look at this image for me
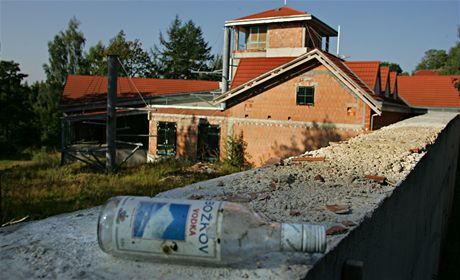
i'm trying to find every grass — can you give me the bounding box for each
[0,150,245,225]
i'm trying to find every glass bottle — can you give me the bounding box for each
[98,196,326,266]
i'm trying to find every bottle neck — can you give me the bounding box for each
[280,223,326,253]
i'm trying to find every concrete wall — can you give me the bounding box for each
[373,111,412,131]
[307,114,460,280]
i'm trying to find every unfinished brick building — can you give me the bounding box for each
[148,6,411,166]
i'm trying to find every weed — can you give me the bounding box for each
[31,147,59,169]
[224,132,252,171]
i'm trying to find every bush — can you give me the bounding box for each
[31,147,59,168]
[225,132,250,170]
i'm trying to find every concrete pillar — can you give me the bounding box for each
[222,27,231,92]
[106,55,118,172]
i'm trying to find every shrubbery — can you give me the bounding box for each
[224,132,250,170]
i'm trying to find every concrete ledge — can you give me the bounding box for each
[1,112,458,279]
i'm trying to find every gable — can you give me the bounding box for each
[225,64,369,126]
[345,61,380,91]
[215,49,382,115]
[380,67,390,94]
[389,72,398,94]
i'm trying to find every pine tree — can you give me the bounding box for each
[0,61,37,155]
[155,15,212,79]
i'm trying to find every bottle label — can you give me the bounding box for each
[113,197,223,261]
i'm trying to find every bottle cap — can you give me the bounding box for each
[281,223,326,253]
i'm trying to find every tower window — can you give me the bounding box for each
[246,26,267,50]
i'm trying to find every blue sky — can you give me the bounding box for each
[1,0,459,82]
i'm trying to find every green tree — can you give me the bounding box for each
[82,31,156,78]
[81,41,107,76]
[39,17,86,148]
[0,61,36,155]
[29,81,61,146]
[442,42,460,75]
[155,15,212,79]
[415,49,448,71]
[43,17,86,87]
[380,62,404,74]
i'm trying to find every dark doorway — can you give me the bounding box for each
[157,122,176,156]
[197,124,220,161]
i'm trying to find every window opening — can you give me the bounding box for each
[296,86,315,105]
[246,26,267,50]
[157,122,176,156]
[197,124,221,161]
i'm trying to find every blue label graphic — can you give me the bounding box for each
[133,202,190,241]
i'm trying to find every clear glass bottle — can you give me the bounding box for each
[98,196,326,266]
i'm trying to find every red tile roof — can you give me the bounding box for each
[235,6,307,21]
[380,67,390,93]
[230,57,296,89]
[62,75,219,104]
[414,70,441,76]
[344,61,380,91]
[389,72,397,94]
[398,76,460,108]
[312,51,405,107]
[321,52,377,98]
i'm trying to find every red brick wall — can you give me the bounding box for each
[231,122,360,166]
[148,65,373,166]
[268,23,304,48]
[221,64,368,165]
[226,65,367,126]
[364,106,372,131]
[148,113,228,161]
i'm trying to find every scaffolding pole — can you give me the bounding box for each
[106,55,118,172]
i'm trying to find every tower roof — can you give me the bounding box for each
[235,6,308,21]
[224,6,337,36]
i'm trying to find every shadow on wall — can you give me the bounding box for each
[177,115,197,159]
[270,119,342,160]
